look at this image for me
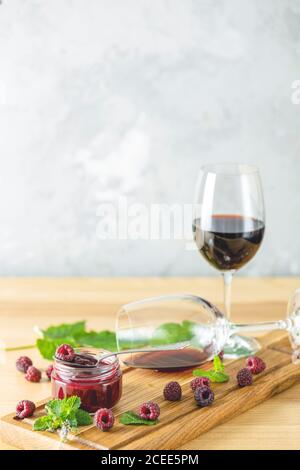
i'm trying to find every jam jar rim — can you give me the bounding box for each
[53,347,120,378]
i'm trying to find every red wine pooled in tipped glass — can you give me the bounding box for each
[123,348,210,372]
[193,214,265,271]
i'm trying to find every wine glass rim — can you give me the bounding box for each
[200,163,259,175]
[117,293,224,319]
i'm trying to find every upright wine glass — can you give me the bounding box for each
[193,163,265,358]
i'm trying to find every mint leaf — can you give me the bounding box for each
[36,320,117,360]
[45,398,64,417]
[192,368,229,383]
[46,396,81,421]
[33,397,90,436]
[150,322,193,346]
[193,354,229,383]
[213,355,224,373]
[66,411,78,429]
[33,416,53,431]
[78,330,117,351]
[120,411,158,426]
[76,409,93,426]
[42,321,86,340]
[64,396,81,412]
[36,337,77,360]
[181,320,197,336]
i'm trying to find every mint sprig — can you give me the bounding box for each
[33,397,92,439]
[36,319,198,360]
[120,411,158,426]
[193,354,229,383]
[36,321,117,360]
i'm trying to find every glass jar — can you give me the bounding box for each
[51,348,122,414]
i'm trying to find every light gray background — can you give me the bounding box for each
[0,0,299,276]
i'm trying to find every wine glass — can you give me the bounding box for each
[115,291,300,370]
[193,163,265,358]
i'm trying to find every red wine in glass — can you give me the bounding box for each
[193,214,265,271]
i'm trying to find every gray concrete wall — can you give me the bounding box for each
[0,0,299,276]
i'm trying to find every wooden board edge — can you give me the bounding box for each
[0,419,77,450]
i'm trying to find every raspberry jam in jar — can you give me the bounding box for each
[52,348,122,414]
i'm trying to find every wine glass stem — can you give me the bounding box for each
[222,270,234,320]
[230,319,290,336]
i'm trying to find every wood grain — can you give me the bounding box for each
[0,277,299,450]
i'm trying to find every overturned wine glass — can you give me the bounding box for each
[113,289,300,370]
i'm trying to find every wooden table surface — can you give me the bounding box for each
[0,277,300,450]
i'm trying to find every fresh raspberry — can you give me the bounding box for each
[139,401,160,421]
[16,356,33,373]
[46,364,54,380]
[55,344,75,362]
[246,356,266,375]
[237,367,253,387]
[94,408,114,431]
[163,381,182,401]
[194,386,215,407]
[190,376,211,391]
[15,400,36,419]
[25,366,42,383]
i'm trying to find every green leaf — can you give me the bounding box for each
[45,398,63,417]
[193,368,229,383]
[66,411,78,429]
[119,411,158,426]
[76,409,93,426]
[33,415,53,431]
[36,337,78,360]
[33,397,90,437]
[213,355,224,373]
[36,319,117,360]
[60,396,81,420]
[42,321,86,340]
[51,417,63,430]
[192,353,229,383]
[78,330,117,351]
[181,320,197,336]
[150,322,192,346]
[45,396,81,422]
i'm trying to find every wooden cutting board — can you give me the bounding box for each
[1,332,299,450]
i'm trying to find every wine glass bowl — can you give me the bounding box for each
[115,290,300,370]
[116,294,226,370]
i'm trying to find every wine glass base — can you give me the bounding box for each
[223,334,261,359]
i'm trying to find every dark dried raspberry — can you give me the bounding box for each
[194,386,215,407]
[25,366,41,383]
[15,400,36,419]
[16,356,33,373]
[237,367,253,387]
[190,376,211,391]
[55,344,75,362]
[218,351,224,361]
[163,381,182,401]
[46,364,54,380]
[139,401,160,421]
[246,356,266,375]
[94,408,114,431]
